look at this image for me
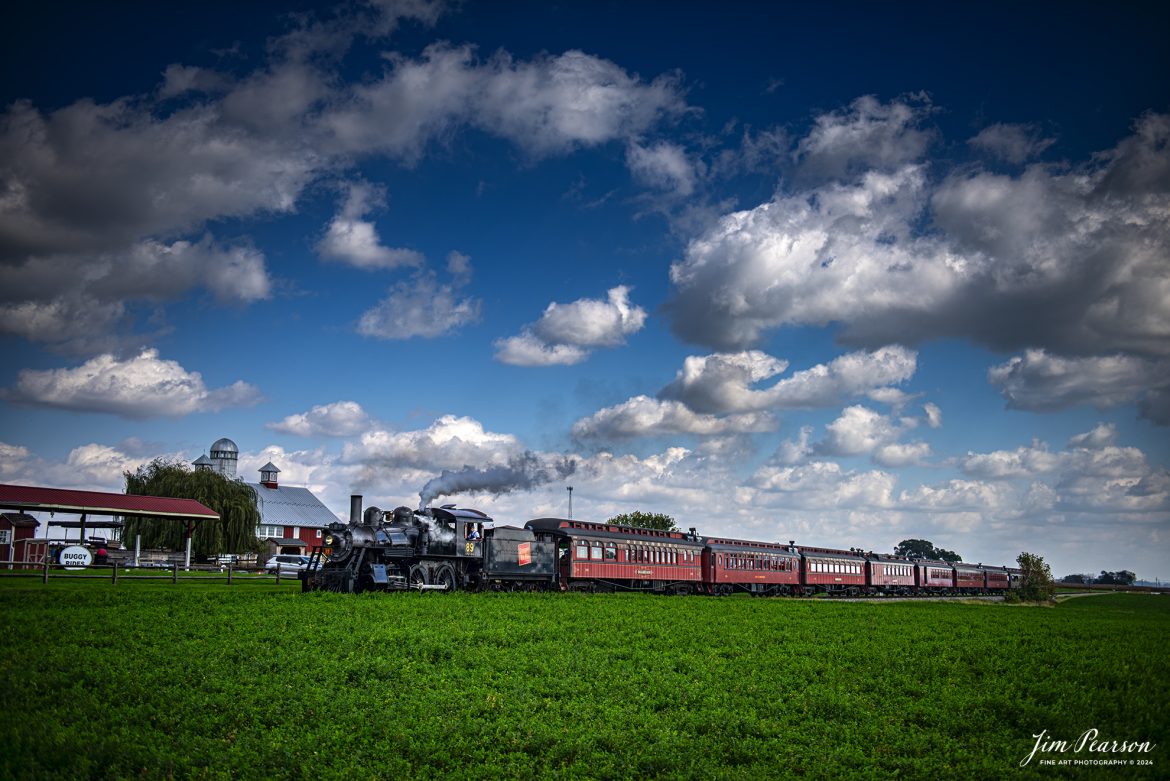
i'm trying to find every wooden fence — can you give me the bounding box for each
[0,559,303,586]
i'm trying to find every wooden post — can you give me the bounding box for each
[111,562,118,585]
[275,566,281,585]
[227,565,233,585]
[42,557,49,584]
[172,562,178,584]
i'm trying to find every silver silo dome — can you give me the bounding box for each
[209,437,239,477]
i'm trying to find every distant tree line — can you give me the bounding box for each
[1060,570,1137,586]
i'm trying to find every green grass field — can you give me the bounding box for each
[0,581,1165,779]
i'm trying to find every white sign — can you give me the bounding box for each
[59,545,93,570]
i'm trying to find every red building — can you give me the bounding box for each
[0,512,41,566]
[248,462,340,555]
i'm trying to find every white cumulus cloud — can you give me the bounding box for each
[3,349,262,418]
[659,346,918,414]
[495,286,646,366]
[574,346,919,443]
[816,405,904,457]
[794,94,936,181]
[343,414,522,471]
[571,396,776,440]
[357,263,481,340]
[267,401,373,438]
[316,182,425,270]
[812,405,931,466]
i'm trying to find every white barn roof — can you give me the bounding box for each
[248,483,339,528]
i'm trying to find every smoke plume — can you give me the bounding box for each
[418,451,578,509]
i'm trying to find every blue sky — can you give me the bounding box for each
[1,0,1167,579]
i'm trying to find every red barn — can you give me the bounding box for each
[247,462,339,555]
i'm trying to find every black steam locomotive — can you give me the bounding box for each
[303,495,556,593]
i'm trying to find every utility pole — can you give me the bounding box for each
[567,486,573,520]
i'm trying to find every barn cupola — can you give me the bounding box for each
[259,462,281,489]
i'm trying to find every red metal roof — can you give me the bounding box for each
[0,483,219,521]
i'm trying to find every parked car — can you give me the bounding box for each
[265,554,311,574]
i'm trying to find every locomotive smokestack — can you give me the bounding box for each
[349,495,363,526]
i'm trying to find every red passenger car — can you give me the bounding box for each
[702,538,801,596]
[918,561,955,593]
[954,563,985,593]
[801,547,867,596]
[867,554,917,595]
[524,518,704,593]
[984,566,1010,592]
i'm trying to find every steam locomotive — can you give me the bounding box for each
[302,495,1022,596]
[303,496,556,593]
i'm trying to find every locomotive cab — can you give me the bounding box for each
[425,505,492,559]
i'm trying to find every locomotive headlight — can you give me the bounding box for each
[324,534,334,545]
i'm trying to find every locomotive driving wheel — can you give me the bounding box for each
[431,563,457,591]
[408,564,428,590]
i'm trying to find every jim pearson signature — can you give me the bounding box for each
[1022,729,1157,767]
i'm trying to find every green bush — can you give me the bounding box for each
[1017,551,1057,602]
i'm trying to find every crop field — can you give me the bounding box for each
[0,581,1165,780]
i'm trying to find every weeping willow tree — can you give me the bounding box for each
[123,459,263,557]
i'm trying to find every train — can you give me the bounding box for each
[302,495,1021,596]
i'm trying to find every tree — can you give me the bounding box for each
[1097,570,1137,586]
[1060,573,1093,585]
[893,538,962,562]
[605,511,679,532]
[123,459,263,557]
[1016,552,1056,602]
